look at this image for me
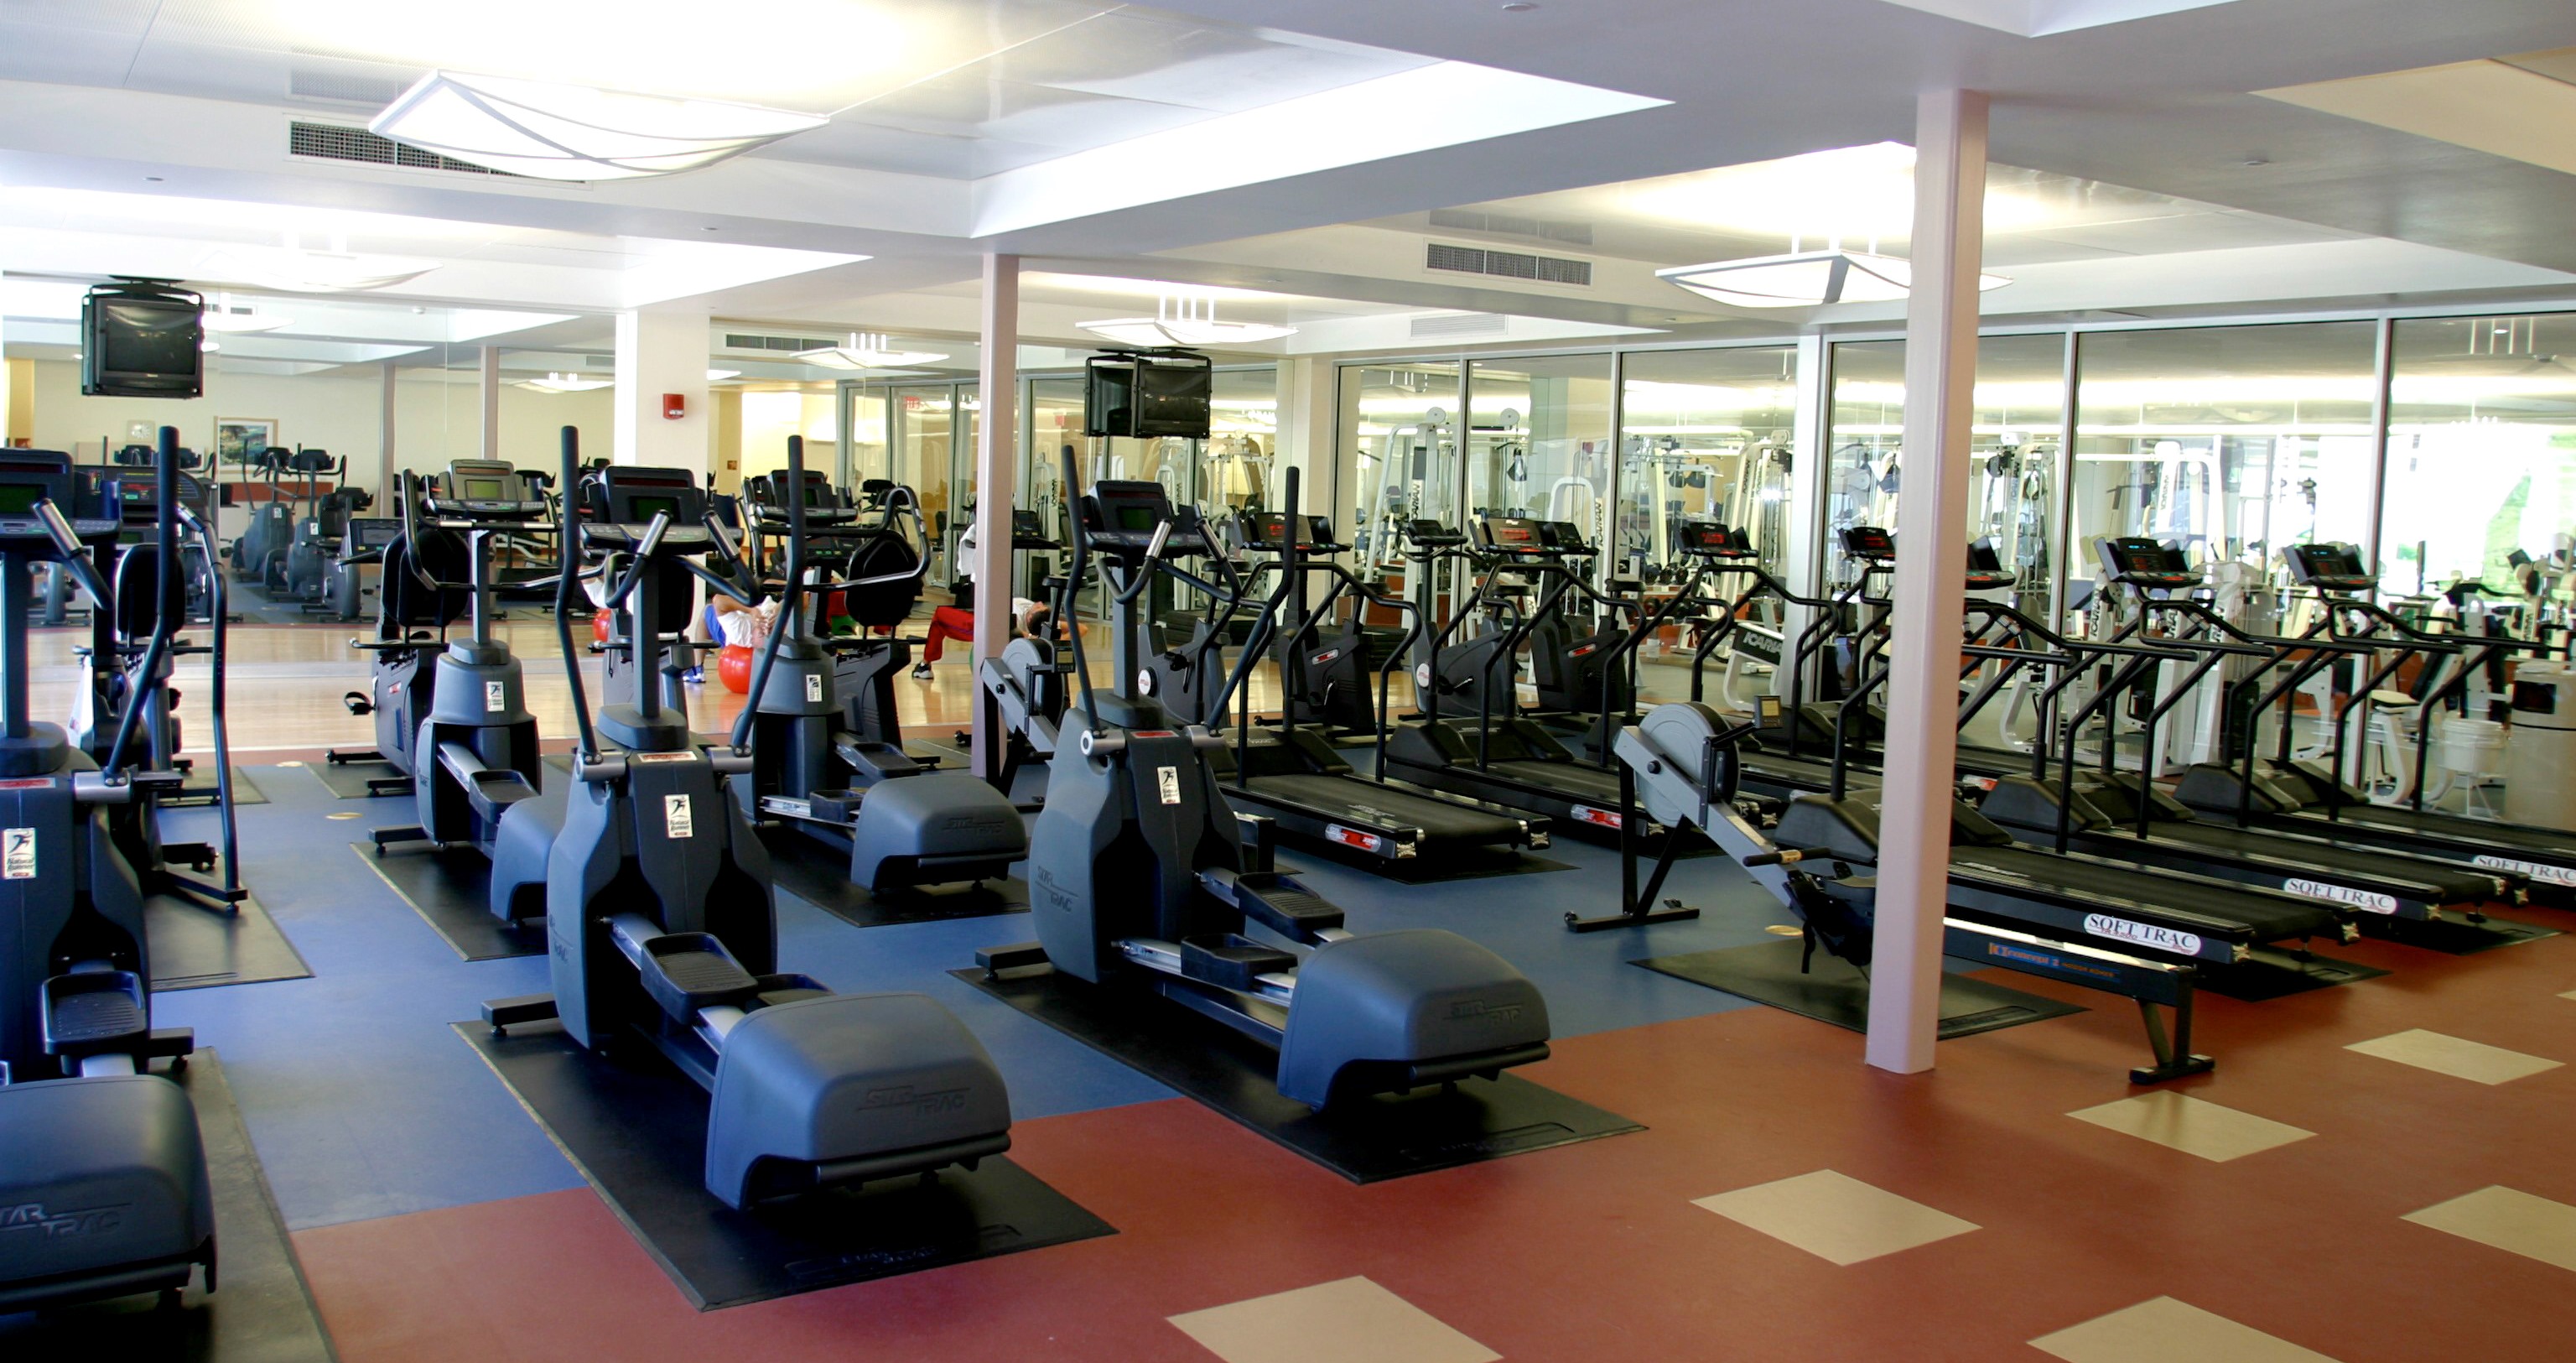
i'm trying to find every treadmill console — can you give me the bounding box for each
[0,452,118,556]
[1841,525,1895,562]
[1085,480,1202,554]
[1236,509,1332,554]
[1404,518,1467,549]
[1540,520,1593,554]
[746,470,853,527]
[1675,521,1755,559]
[584,466,711,551]
[346,517,402,551]
[1475,514,1552,555]
[437,460,550,521]
[1965,538,2015,590]
[1010,507,1057,549]
[2097,536,2199,590]
[2283,541,2376,592]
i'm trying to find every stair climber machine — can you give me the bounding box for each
[1238,509,1391,739]
[729,438,1028,894]
[480,431,1012,1210]
[979,564,1075,800]
[278,476,373,612]
[244,446,339,596]
[1385,514,1703,855]
[0,438,217,1313]
[2163,540,2576,907]
[319,514,402,623]
[1613,699,2218,1084]
[222,445,292,584]
[66,431,248,914]
[329,476,470,799]
[1208,471,1547,868]
[366,461,558,923]
[975,453,1555,1108]
[1969,537,2521,938]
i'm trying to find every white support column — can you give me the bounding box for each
[1864,88,1989,1075]
[479,346,501,461]
[613,309,711,473]
[378,362,397,495]
[1780,332,1831,695]
[970,253,1020,787]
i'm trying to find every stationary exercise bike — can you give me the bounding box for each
[0,434,217,1313]
[366,462,556,919]
[979,462,1554,1109]
[482,430,1013,1210]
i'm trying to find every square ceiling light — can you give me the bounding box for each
[371,71,828,181]
[1659,251,2010,308]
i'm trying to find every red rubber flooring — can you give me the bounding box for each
[292,916,2576,1361]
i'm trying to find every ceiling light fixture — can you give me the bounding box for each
[1657,249,2009,309]
[205,248,439,294]
[1078,294,1296,347]
[371,70,828,182]
[706,368,741,381]
[793,332,948,370]
[518,372,614,393]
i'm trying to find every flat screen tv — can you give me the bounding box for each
[82,279,205,399]
[1084,350,1212,440]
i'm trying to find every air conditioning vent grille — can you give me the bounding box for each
[721,334,842,353]
[288,122,517,177]
[1424,242,1591,287]
[1410,313,1509,339]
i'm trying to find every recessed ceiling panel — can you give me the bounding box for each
[2261,56,2576,179]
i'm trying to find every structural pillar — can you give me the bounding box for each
[612,308,711,472]
[1779,333,1830,696]
[969,253,1020,788]
[378,361,397,495]
[479,346,501,461]
[1863,88,1989,1074]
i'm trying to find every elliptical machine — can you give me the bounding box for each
[730,437,1027,893]
[979,460,1553,1109]
[367,463,554,917]
[329,476,467,799]
[481,430,1013,1210]
[0,434,218,1313]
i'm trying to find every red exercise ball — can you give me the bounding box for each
[717,643,754,695]
[592,607,613,643]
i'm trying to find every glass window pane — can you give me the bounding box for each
[1466,355,1613,559]
[1618,346,1797,579]
[2069,320,2377,606]
[2382,314,2576,609]
[1342,361,1462,571]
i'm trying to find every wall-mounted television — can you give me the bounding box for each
[82,278,205,399]
[1084,349,1213,440]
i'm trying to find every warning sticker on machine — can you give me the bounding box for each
[662,794,694,840]
[2474,854,2576,887]
[1572,805,1623,829]
[3,828,33,880]
[1156,766,1181,805]
[485,680,506,714]
[805,674,823,704]
[2283,878,2398,913]
[2082,913,2202,957]
[1327,824,1384,853]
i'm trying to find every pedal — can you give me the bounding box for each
[1202,867,1344,939]
[634,932,761,1019]
[1181,934,1296,991]
[975,941,1053,977]
[343,690,374,716]
[481,994,560,1033]
[41,970,150,1057]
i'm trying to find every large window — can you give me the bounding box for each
[1464,355,1613,559]
[1342,362,1462,571]
[2380,314,2576,603]
[2068,321,2376,604]
[1618,346,1797,580]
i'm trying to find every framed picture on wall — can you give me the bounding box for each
[213,418,277,470]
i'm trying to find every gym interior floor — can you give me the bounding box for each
[35,610,2576,1362]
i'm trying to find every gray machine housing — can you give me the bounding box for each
[0,1074,216,1312]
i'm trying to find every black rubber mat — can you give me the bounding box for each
[352,842,544,961]
[958,962,1642,1183]
[456,1018,1112,1310]
[167,767,266,808]
[2366,911,2559,955]
[309,757,410,799]
[2197,946,2392,1001]
[146,892,309,991]
[1631,938,2087,1040]
[1293,847,1577,885]
[0,1050,337,1360]
[761,830,1031,929]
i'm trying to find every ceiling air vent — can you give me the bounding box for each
[288,122,517,177]
[1424,243,1592,287]
[1410,313,1509,339]
[288,70,407,105]
[721,333,843,354]
[1427,209,1593,247]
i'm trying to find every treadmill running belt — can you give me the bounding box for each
[2139,821,2503,902]
[1236,773,1527,842]
[1951,846,2336,944]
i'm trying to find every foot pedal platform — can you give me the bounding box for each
[1180,934,1296,991]
[976,942,1054,977]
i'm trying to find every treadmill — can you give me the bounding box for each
[2170,541,2576,907]
[1095,476,1546,866]
[1380,514,1668,840]
[1974,536,2516,931]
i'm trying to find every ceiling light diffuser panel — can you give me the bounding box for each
[1079,294,1296,346]
[371,71,828,181]
[202,248,441,293]
[1659,250,2010,309]
[794,333,951,369]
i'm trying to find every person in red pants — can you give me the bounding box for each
[911,598,974,679]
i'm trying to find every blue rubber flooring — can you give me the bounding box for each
[158,762,1780,1231]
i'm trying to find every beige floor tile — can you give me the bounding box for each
[2403,1185,2576,1272]
[2065,1091,2313,1163]
[2344,1028,2563,1085]
[1693,1168,1978,1265]
[2558,989,2576,1003]
[2032,1297,2341,1363]
[1167,1276,1499,1363]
